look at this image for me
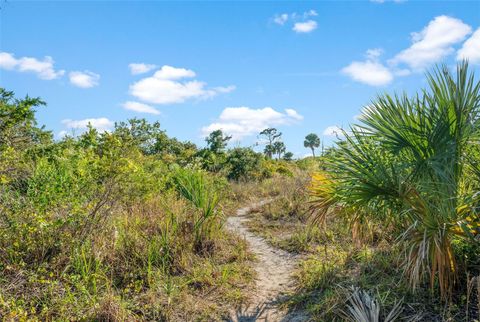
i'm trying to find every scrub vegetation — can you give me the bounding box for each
[1,62,479,321]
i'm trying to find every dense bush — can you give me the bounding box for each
[0,89,262,320]
[224,147,263,181]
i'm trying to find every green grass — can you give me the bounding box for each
[0,190,256,320]
[243,174,480,321]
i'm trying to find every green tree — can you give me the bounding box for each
[225,147,262,181]
[272,141,286,160]
[205,129,231,154]
[0,88,51,151]
[0,88,52,183]
[113,118,163,154]
[259,128,282,158]
[304,133,320,157]
[283,151,294,161]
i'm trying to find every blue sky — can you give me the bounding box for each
[1,1,479,157]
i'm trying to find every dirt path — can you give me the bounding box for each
[226,200,307,322]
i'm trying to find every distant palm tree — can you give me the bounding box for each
[273,141,286,160]
[304,133,320,157]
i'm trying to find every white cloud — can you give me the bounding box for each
[457,28,480,64]
[273,10,318,33]
[61,117,113,132]
[129,63,157,75]
[0,52,19,69]
[390,15,472,70]
[201,107,303,140]
[323,126,344,137]
[153,65,196,80]
[274,13,289,25]
[341,16,474,86]
[129,65,234,104]
[342,49,393,86]
[285,108,304,120]
[0,52,65,80]
[293,20,317,33]
[122,101,160,115]
[212,85,236,94]
[69,71,100,88]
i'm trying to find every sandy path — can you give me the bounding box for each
[225,200,307,322]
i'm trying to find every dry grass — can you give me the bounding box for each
[0,190,256,320]
[243,172,480,321]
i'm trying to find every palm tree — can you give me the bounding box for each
[259,128,282,159]
[304,133,320,157]
[310,62,480,299]
[273,141,286,160]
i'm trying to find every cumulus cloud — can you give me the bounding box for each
[129,63,157,75]
[129,65,234,104]
[293,20,317,33]
[0,52,17,69]
[201,107,303,140]
[122,101,160,115]
[61,117,113,132]
[69,71,100,88]
[342,48,393,86]
[390,15,472,70]
[457,28,480,64]
[323,126,344,137]
[153,65,196,80]
[0,52,65,80]
[341,16,477,86]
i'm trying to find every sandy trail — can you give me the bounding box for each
[225,200,307,322]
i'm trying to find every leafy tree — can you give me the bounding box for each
[304,133,320,157]
[225,147,262,181]
[283,151,294,161]
[0,88,51,151]
[259,127,282,158]
[153,132,197,164]
[0,88,52,183]
[196,148,225,173]
[113,118,163,154]
[206,129,231,154]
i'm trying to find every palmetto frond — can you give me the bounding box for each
[310,62,480,299]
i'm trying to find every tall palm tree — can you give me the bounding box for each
[304,133,320,157]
